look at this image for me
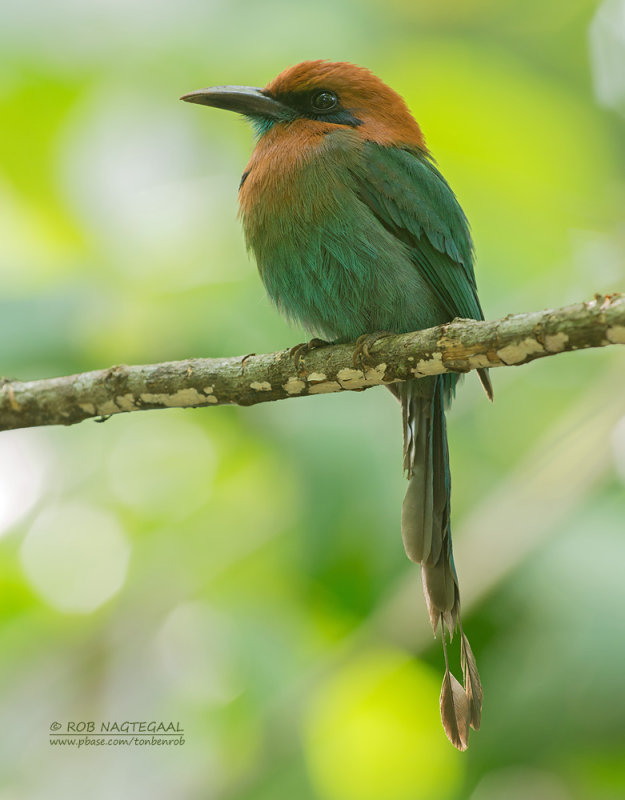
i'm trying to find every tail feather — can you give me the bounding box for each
[399,377,454,609]
[392,375,482,749]
[422,561,458,632]
[401,404,434,562]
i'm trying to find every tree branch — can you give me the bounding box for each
[2,293,624,432]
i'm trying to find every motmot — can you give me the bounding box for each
[182,60,490,749]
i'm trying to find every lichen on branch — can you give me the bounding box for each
[1,293,624,432]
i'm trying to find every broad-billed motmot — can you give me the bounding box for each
[182,60,491,750]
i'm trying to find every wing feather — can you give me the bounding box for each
[350,143,492,398]
[351,144,483,321]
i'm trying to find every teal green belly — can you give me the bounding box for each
[248,204,448,341]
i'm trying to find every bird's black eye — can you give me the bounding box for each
[311,90,338,112]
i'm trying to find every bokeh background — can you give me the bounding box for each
[1,0,625,798]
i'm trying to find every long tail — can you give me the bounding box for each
[392,375,483,750]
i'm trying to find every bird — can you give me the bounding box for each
[182,60,491,750]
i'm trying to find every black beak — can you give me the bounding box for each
[180,85,290,119]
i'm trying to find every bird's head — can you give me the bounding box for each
[182,60,426,150]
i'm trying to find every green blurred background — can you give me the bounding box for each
[1,0,625,798]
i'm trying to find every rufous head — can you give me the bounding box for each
[182,60,427,150]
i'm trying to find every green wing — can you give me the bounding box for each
[350,142,492,398]
[351,142,485,323]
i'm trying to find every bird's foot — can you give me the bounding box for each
[352,331,393,369]
[289,337,331,365]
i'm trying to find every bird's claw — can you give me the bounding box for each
[240,353,256,374]
[352,331,393,370]
[289,337,330,365]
